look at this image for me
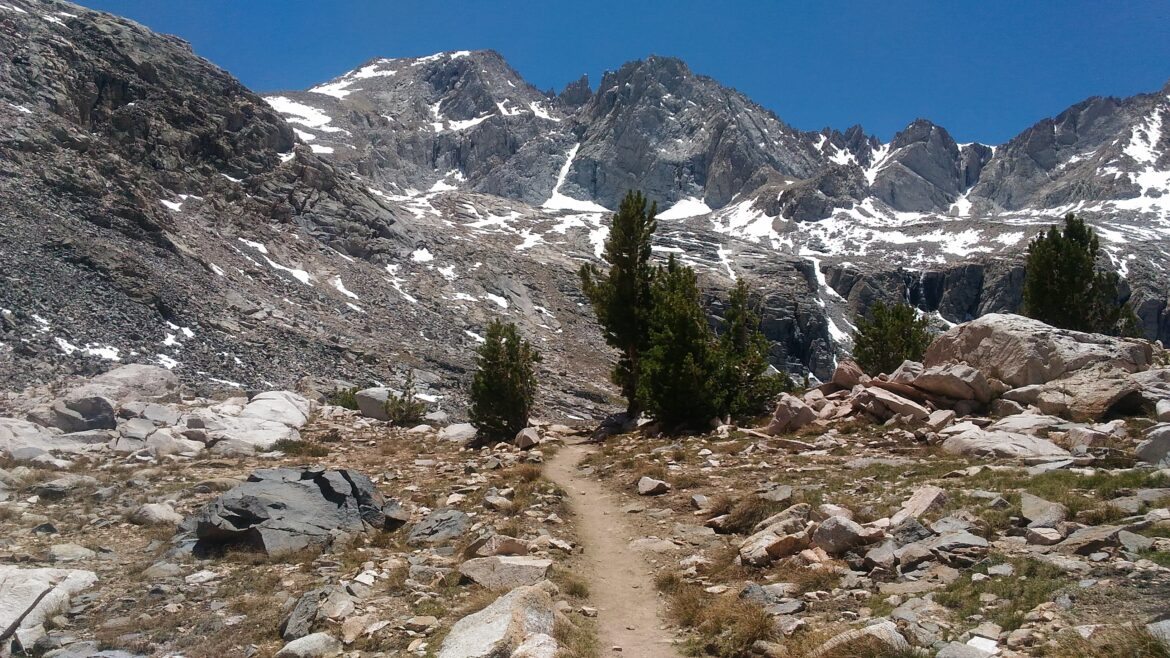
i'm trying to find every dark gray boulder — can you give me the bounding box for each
[407,508,471,546]
[184,467,398,556]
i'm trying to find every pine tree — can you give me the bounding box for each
[852,301,931,376]
[579,190,658,416]
[637,256,723,429]
[384,370,427,426]
[1023,213,1138,336]
[718,279,784,418]
[469,320,541,443]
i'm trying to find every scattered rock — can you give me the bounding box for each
[459,557,552,589]
[636,477,670,496]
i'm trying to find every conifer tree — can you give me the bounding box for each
[637,256,723,429]
[1023,213,1138,336]
[718,279,784,418]
[579,190,658,416]
[469,320,540,443]
[852,301,931,376]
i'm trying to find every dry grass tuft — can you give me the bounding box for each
[668,586,773,658]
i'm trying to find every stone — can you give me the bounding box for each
[119,418,157,441]
[130,503,183,526]
[146,428,205,457]
[510,632,559,658]
[458,556,552,589]
[890,485,948,526]
[1137,424,1170,467]
[0,418,92,461]
[282,587,352,640]
[913,363,992,403]
[475,535,531,557]
[274,632,342,658]
[0,566,97,645]
[240,391,311,428]
[991,399,1026,417]
[807,620,911,657]
[515,428,541,449]
[51,396,116,432]
[1057,525,1122,555]
[1026,527,1064,545]
[925,409,956,432]
[831,360,865,389]
[859,387,930,421]
[437,586,556,658]
[188,467,391,556]
[67,364,179,403]
[354,387,391,421]
[766,393,817,434]
[811,516,867,556]
[439,423,479,444]
[1118,530,1155,553]
[923,313,1155,388]
[1019,492,1068,528]
[740,529,809,566]
[1158,400,1170,423]
[941,427,1071,460]
[47,544,95,562]
[637,477,670,496]
[936,642,994,658]
[408,508,471,546]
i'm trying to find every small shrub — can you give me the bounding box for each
[326,387,360,410]
[384,370,427,426]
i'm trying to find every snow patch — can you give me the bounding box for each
[332,277,359,299]
[411,248,435,263]
[658,197,712,220]
[543,144,609,212]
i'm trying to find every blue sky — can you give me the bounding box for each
[79,1,1170,144]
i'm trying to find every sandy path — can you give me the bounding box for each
[545,442,685,657]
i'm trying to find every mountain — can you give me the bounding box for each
[2,0,1169,418]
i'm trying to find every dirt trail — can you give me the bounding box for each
[545,442,686,657]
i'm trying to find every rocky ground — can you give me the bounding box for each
[3,314,1170,658]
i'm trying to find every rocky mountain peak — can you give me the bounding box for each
[558,74,592,108]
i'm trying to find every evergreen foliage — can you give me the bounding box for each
[1022,213,1139,336]
[579,191,658,416]
[326,387,359,410]
[469,319,541,442]
[384,370,427,426]
[852,301,931,376]
[637,256,723,429]
[718,279,784,418]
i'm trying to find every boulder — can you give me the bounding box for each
[130,503,183,526]
[67,364,179,403]
[439,423,479,444]
[890,486,947,526]
[807,620,910,657]
[913,364,992,403]
[941,427,1071,460]
[637,477,670,496]
[274,632,342,658]
[0,566,97,645]
[281,587,353,640]
[50,396,115,432]
[240,391,311,428]
[1019,493,1067,529]
[146,428,204,457]
[437,586,556,658]
[857,387,930,421]
[925,409,956,432]
[458,557,552,589]
[1057,525,1122,555]
[923,314,1155,387]
[408,509,471,546]
[1136,424,1170,467]
[354,388,391,421]
[515,428,541,449]
[1158,399,1170,423]
[187,467,393,556]
[811,516,867,555]
[0,418,92,461]
[740,529,809,566]
[831,360,866,389]
[766,393,817,434]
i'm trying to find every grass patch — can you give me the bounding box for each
[721,497,787,535]
[668,586,773,658]
[554,615,600,658]
[271,439,329,457]
[1047,624,1170,658]
[552,565,591,599]
[934,557,1068,631]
